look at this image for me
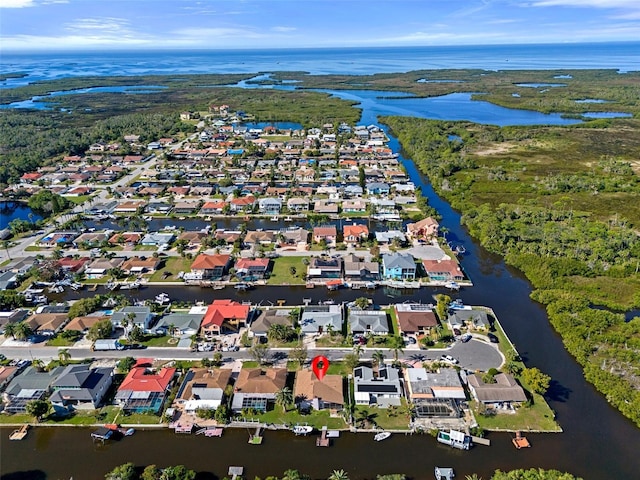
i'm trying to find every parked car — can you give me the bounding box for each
[487,333,499,343]
[460,333,472,343]
[440,354,459,365]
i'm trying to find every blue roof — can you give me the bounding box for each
[227,149,244,155]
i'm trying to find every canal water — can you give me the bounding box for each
[3,89,640,480]
[0,202,43,230]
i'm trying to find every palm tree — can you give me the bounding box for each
[372,350,386,373]
[31,359,45,372]
[388,335,405,363]
[13,322,33,341]
[58,348,71,365]
[465,475,483,480]
[3,322,17,339]
[275,386,293,412]
[328,470,350,480]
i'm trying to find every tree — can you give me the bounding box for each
[117,356,137,373]
[372,350,386,373]
[388,335,405,363]
[214,404,229,423]
[105,463,138,480]
[354,297,369,309]
[13,322,33,341]
[275,386,293,412]
[128,324,144,343]
[343,352,360,371]
[435,294,452,321]
[522,367,552,395]
[58,348,71,365]
[0,290,26,310]
[3,321,17,339]
[26,399,50,422]
[88,318,113,341]
[158,465,196,480]
[289,344,308,367]
[249,344,271,365]
[329,470,350,480]
[141,465,162,480]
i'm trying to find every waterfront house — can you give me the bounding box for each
[74,232,109,248]
[177,231,209,249]
[258,197,282,214]
[341,199,367,213]
[467,373,527,408]
[422,258,464,282]
[447,309,491,331]
[199,200,228,215]
[121,256,162,275]
[287,197,309,213]
[244,230,277,246]
[200,300,250,337]
[375,230,406,244]
[312,226,338,247]
[3,366,64,413]
[343,253,379,282]
[49,364,114,412]
[115,359,176,414]
[404,367,465,418]
[108,232,142,247]
[235,258,270,280]
[306,256,343,280]
[25,313,67,336]
[114,200,146,214]
[349,310,389,335]
[174,201,199,214]
[250,308,294,338]
[406,216,439,241]
[381,252,417,280]
[140,232,175,248]
[299,305,342,335]
[37,231,78,248]
[84,257,125,278]
[230,367,287,413]
[353,365,402,408]
[230,195,256,213]
[189,253,230,280]
[154,310,204,337]
[110,306,154,332]
[279,228,310,248]
[313,200,339,215]
[176,368,232,413]
[64,315,109,333]
[394,303,438,335]
[294,369,344,412]
[342,224,369,244]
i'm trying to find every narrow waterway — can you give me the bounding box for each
[3,89,640,480]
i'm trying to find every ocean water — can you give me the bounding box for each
[1,42,639,89]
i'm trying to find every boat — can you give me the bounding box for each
[234,282,252,291]
[292,425,313,436]
[454,244,466,255]
[434,467,455,480]
[91,427,114,442]
[124,428,135,436]
[9,425,29,440]
[374,431,391,442]
[444,281,460,291]
[270,216,278,221]
[364,282,377,289]
[512,431,531,449]
[155,293,171,305]
[284,216,293,222]
[436,429,471,450]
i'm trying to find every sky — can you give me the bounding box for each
[0,0,639,51]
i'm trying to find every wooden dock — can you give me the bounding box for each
[316,426,329,447]
[512,431,531,449]
[248,426,263,444]
[471,435,491,446]
[9,425,29,441]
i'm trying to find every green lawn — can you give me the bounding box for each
[134,245,158,251]
[149,257,193,282]
[0,414,33,424]
[141,335,179,347]
[354,403,412,430]
[243,407,347,430]
[267,256,307,285]
[472,395,561,432]
[45,337,77,347]
[66,195,92,205]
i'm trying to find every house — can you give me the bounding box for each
[404,367,465,418]
[25,313,67,336]
[176,368,232,413]
[366,182,390,195]
[251,309,293,338]
[258,197,282,214]
[467,373,527,407]
[177,231,208,248]
[84,257,125,278]
[375,230,406,244]
[294,369,344,412]
[146,202,173,215]
[299,305,342,335]
[394,303,438,335]
[422,258,464,282]
[75,232,109,247]
[382,252,416,280]
[230,368,287,413]
[214,230,242,245]
[279,228,309,248]
[3,366,64,413]
[349,310,389,335]
[0,271,17,291]
[0,365,19,391]
[140,232,175,247]
[37,231,78,248]
[230,195,256,213]
[287,198,309,212]
[235,258,270,280]
[115,359,176,413]
[353,365,402,408]
[189,253,230,280]
[244,230,277,246]
[313,200,339,215]
[342,224,369,244]
[64,315,109,333]
[341,199,366,213]
[110,306,154,332]
[174,201,199,214]
[199,200,228,215]
[108,232,142,247]
[0,309,29,334]
[154,310,204,336]
[343,253,379,281]
[49,364,114,411]
[312,226,337,247]
[114,200,146,213]
[306,256,342,280]
[200,300,250,337]
[406,216,439,241]
[121,257,162,275]
[447,309,491,331]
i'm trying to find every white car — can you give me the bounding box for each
[440,354,459,365]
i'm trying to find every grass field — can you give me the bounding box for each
[472,395,561,432]
[149,257,193,282]
[267,256,307,285]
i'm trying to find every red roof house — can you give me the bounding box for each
[115,359,176,413]
[190,253,230,279]
[201,300,250,337]
[235,258,270,279]
[343,224,369,243]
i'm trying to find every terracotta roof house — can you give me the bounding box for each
[199,200,228,215]
[49,364,114,412]
[121,257,162,275]
[25,313,67,336]
[404,367,465,418]
[84,257,125,278]
[214,230,242,244]
[64,315,109,332]
[201,300,250,337]
[313,200,339,215]
[294,369,344,412]
[230,195,256,213]
[177,231,209,248]
[467,373,527,407]
[312,226,337,246]
[406,216,439,240]
[343,224,369,244]
[114,200,146,213]
[251,308,293,337]
[230,368,287,412]
[108,232,142,246]
[394,303,438,335]
[176,368,232,413]
[423,258,464,282]
[115,359,176,413]
[235,258,270,280]
[189,253,230,280]
[353,365,402,408]
[57,256,90,273]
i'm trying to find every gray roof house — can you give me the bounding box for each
[141,232,175,246]
[382,252,416,280]
[467,373,527,406]
[343,253,379,281]
[0,271,18,291]
[258,197,282,214]
[447,309,491,330]
[3,366,64,413]
[154,312,204,336]
[349,310,389,335]
[111,306,154,331]
[49,364,114,411]
[251,309,293,337]
[405,367,465,418]
[300,305,342,335]
[353,365,402,408]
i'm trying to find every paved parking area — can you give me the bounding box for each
[404,338,503,372]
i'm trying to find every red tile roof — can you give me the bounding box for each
[235,258,269,270]
[202,300,249,328]
[118,365,176,393]
[343,224,369,238]
[190,253,230,270]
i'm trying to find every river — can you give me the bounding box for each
[3,88,640,480]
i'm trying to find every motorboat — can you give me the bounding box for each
[374,431,391,441]
[292,425,313,436]
[155,293,171,305]
[434,467,455,480]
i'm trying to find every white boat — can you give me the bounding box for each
[292,425,313,436]
[124,428,135,436]
[155,293,171,305]
[434,467,455,480]
[444,281,460,291]
[284,216,293,222]
[374,431,391,441]
[270,216,278,221]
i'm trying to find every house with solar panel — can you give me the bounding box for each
[353,365,403,408]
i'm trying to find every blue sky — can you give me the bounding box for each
[1,0,639,51]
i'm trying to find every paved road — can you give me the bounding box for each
[0,338,503,371]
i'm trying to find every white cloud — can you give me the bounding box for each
[0,0,36,8]
[530,0,640,7]
[65,17,132,33]
[271,26,296,32]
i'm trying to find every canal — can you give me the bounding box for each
[3,89,640,480]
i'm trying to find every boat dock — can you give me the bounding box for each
[9,425,29,440]
[248,426,264,444]
[196,427,224,437]
[228,466,244,480]
[512,431,531,449]
[471,435,491,446]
